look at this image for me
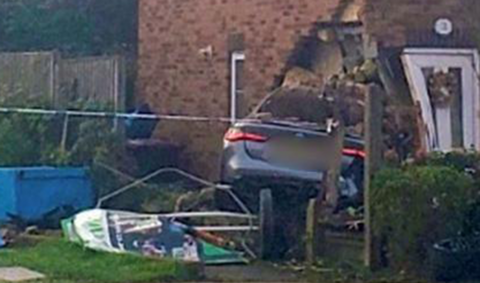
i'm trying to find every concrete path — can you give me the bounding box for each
[0,267,45,282]
[203,262,304,282]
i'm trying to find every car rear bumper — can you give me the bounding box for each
[220,144,324,187]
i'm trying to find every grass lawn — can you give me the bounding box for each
[0,237,201,283]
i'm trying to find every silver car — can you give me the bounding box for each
[219,89,364,211]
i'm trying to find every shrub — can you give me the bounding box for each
[417,151,480,187]
[372,165,476,273]
[0,94,61,166]
[0,93,127,200]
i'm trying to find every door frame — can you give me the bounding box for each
[401,48,480,151]
[230,51,245,124]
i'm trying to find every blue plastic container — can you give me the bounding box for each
[0,167,94,222]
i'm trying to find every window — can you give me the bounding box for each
[230,51,245,123]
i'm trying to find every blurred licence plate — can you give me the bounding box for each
[270,138,324,163]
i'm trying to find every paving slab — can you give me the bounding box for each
[0,267,45,282]
[204,262,303,282]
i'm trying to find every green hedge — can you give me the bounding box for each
[372,165,476,273]
[417,151,480,188]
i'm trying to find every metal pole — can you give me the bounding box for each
[60,113,70,152]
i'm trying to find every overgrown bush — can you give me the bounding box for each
[0,93,127,201]
[0,94,59,166]
[0,93,189,212]
[372,165,476,273]
[0,0,137,55]
[417,151,480,188]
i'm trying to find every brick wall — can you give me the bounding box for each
[137,0,348,179]
[362,0,474,47]
[137,0,475,179]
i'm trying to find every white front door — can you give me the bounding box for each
[402,48,480,152]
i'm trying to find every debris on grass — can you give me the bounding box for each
[62,209,248,265]
[0,228,6,248]
[0,225,18,248]
[62,209,202,262]
[202,241,248,265]
[0,267,45,282]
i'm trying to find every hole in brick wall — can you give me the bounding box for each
[286,35,323,71]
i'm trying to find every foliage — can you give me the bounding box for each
[0,94,59,166]
[0,0,138,107]
[108,182,192,213]
[0,237,200,283]
[372,165,476,273]
[306,258,416,283]
[421,152,480,234]
[0,0,137,55]
[0,113,51,166]
[416,152,480,235]
[0,93,126,201]
[0,0,93,54]
[416,151,480,187]
[0,92,189,212]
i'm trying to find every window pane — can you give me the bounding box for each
[235,59,244,91]
[449,68,463,148]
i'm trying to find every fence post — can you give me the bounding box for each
[51,51,60,108]
[306,199,319,266]
[364,84,384,268]
[306,121,344,266]
[113,56,120,130]
[324,123,345,207]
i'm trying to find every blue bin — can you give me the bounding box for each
[0,167,94,222]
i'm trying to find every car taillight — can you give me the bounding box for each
[342,148,366,158]
[224,129,268,142]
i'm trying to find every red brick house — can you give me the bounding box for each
[137,0,479,179]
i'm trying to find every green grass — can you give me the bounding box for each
[0,237,200,283]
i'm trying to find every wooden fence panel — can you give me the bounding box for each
[0,52,55,101]
[0,52,125,111]
[56,56,124,110]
